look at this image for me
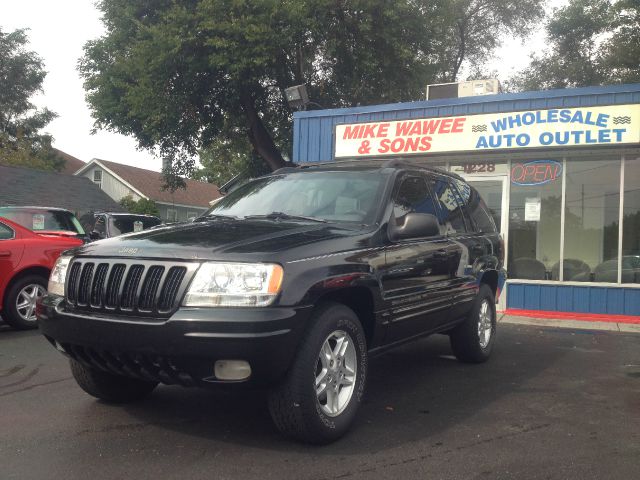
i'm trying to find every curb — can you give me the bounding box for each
[497,313,640,333]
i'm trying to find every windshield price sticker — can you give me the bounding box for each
[32,214,45,230]
[334,104,640,158]
[133,221,143,232]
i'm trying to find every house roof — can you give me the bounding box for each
[54,148,86,175]
[79,159,221,208]
[0,164,124,215]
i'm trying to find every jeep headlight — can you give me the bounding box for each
[48,255,72,297]
[183,262,283,307]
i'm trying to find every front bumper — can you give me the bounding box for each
[38,295,313,387]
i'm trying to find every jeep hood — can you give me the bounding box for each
[70,220,366,261]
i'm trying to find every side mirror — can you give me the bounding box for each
[391,213,441,241]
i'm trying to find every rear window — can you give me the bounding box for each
[467,194,497,233]
[0,208,85,234]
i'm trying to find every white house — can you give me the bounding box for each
[75,159,220,222]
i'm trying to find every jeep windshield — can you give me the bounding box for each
[201,171,389,224]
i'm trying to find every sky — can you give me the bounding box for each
[2,0,568,173]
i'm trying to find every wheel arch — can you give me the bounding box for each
[314,287,376,347]
[479,269,498,299]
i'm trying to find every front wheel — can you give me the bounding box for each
[3,274,47,330]
[268,302,367,444]
[449,284,496,363]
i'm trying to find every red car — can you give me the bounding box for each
[0,217,83,330]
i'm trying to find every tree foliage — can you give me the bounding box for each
[0,28,63,171]
[511,0,640,90]
[119,195,160,217]
[81,0,544,179]
[191,135,271,186]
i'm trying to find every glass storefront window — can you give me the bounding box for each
[622,158,640,284]
[508,159,562,280]
[563,159,620,283]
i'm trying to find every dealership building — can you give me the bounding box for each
[292,83,640,319]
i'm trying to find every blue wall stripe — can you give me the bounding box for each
[607,288,624,314]
[572,287,590,313]
[507,284,524,309]
[523,285,541,310]
[540,286,557,311]
[557,287,573,311]
[624,289,640,315]
[589,288,608,314]
[506,283,640,316]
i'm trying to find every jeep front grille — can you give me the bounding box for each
[65,259,196,317]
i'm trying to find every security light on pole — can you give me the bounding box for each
[284,84,310,110]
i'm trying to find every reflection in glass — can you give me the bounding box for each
[564,159,620,283]
[203,171,389,224]
[508,162,562,280]
[622,158,640,284]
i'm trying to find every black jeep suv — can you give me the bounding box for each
[38,160,506,444]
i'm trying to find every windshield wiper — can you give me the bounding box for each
[244,212,327,223]
[194,213,239,222]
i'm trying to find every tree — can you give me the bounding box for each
[80,0,543,178]
[119,195,160,217]
[192,136,271,186]
[0,28,63,171]
[510,0,640,91]
[437,1,546,82]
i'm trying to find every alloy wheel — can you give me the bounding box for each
[477,299,493,349]
[315,330,357,417]
[15,284,46,323]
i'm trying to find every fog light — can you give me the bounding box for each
[214,360,251,381]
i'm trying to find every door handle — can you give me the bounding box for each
[0,250,11,257]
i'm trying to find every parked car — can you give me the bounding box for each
[0,217,83,330]
[79,212,162,240]
[0,206,88,243]
[38,160,505,443]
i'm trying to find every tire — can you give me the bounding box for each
[449,284,496,363]
[70,359,158,403]
[268,302,367,444]
[3,274,48,330]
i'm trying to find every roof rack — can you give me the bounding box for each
[294,157,462,179]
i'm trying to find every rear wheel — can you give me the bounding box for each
[70,359,158,403]
[449,284,496,363]
[3,274,47,330]
[268,302,367,444]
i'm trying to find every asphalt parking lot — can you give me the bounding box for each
[1,321,639,480]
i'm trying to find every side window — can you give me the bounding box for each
[0,222,14,240]
[429,177,468,234]
[393,175,439,225]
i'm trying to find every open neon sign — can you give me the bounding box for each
[511,160,562,186]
